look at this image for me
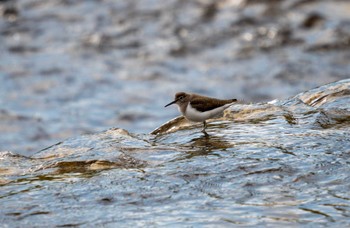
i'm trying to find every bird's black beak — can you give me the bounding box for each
[164,100,177,107]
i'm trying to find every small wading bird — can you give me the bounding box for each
[165,92,237,134]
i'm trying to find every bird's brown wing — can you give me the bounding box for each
[190,96,237,112]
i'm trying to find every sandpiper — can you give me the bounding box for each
[165,92,237,133]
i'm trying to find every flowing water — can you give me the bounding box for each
[1,0,350,227]
[1,79,350,226]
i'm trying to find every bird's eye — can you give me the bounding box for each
[179,96,184,100]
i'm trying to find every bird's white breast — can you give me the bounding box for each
[184,102,233,122]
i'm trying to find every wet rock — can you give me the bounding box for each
[201,2,218,22]
[153,79,350,134]
[1,3,18,22]
[301,12,325,29]
[296,79,350,108]
[8,45,39,54]
[151,116,191,135]
[315,109,350,129]
[82,32,141,52]
[1,80,350,227]
[2,6,18,20]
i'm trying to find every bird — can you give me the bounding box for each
[165,92,237,133]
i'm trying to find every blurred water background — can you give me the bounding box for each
[1,0,349,155]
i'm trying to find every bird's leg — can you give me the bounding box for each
[201,121,208,133]
[201,121,209,136]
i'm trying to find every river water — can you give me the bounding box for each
[1,0,350,226]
